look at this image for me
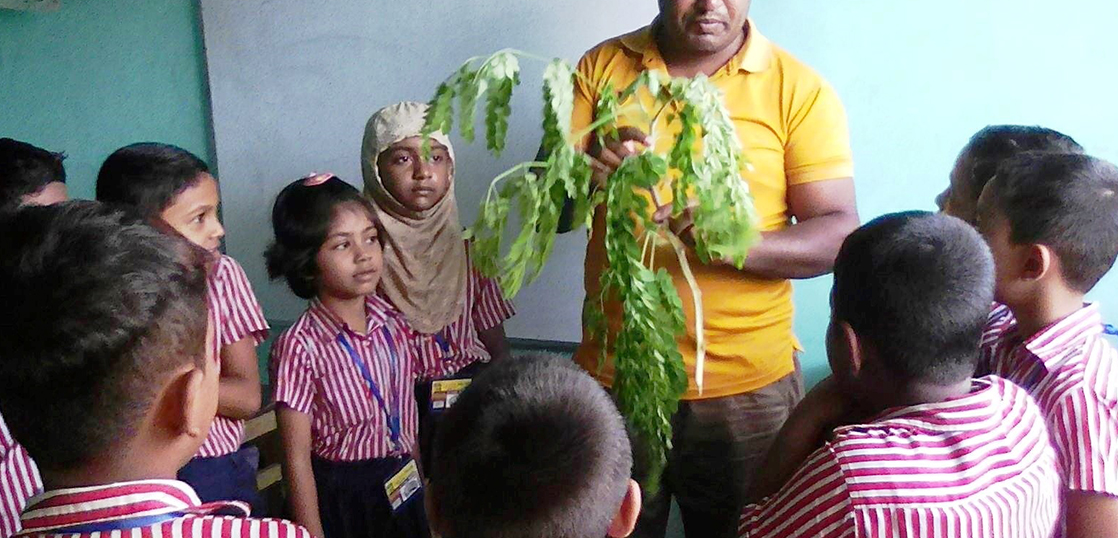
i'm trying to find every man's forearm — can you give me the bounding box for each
[724,209,859,279]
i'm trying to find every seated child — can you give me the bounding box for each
[426,354,641,538]
[0,201,310,538]
[361,101,515,470]
[0,137,66,536]
[96,143,268,507]
[976,152,1118,537]
[266,174,451,538]
[936,125,1081,224]
[739,211,1060,538]
[0,138,67,210]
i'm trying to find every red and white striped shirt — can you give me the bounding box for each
[270,296,448,461]
[981,303,1118,496]
[404,262,516,374]
[738,376,1060,538]
[1,414,40,538]
[197,255,270,459]
[15,480,310,538]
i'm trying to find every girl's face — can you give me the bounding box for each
[315,202,383,300]
[376,136,453,212]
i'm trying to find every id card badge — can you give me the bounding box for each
[430,378,472,411]
[384,459,422,511]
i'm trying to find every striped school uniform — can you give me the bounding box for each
[178,255,269,507]
[0,415,40,538]
[271,295,447,538]
[14,479,310,538]
[738,376,1060,538]
[981,303,1118,500]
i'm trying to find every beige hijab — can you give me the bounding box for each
[361,101,468,334]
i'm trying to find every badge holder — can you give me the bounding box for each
[430,378,472,411]
[384,459,423,511]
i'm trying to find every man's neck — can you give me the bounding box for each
[655,23,747,78]
[320,292,369,336]
[1009,287,1085,338]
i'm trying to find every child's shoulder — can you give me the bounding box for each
[173,514,312,538]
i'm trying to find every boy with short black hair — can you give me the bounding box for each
[977,152,1118,538]
[937,125,1082,224]
[0,201,310,538]
[739,211,1060,538]
[97,143,268,507]
[427,355,641,538]
[0,138,67,210]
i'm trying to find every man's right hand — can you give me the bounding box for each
[586,126,652,189]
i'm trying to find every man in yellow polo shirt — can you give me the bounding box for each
[567,2,858,537]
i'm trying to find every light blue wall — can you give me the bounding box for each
[0,0,213,199]
[751,0,1118,386]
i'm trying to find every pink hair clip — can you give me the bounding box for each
[303,172,333,186]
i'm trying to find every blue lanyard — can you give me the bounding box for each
[47,512,185,533]
[1104,323,1118,336]
[433,330,450,353]
[336,328,402,450]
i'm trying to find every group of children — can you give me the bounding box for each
[0,116,1116,538]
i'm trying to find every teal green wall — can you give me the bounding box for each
[0,0,214,199]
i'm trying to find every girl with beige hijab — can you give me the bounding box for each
[362,101,515,469]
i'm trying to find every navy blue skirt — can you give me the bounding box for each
[312,456,429,538]
[177,446,260,512]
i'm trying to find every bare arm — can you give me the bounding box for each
[747,376,859,503]
[278,406,325,538]
[477,323,511,363]
[734,178,858,279]
[1065,491,1118,538]
[217,337,263,419]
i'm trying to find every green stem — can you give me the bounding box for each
[571,104,645,141]
[666,232,705,394]
[484,161,548,206]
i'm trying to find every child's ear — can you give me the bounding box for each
[840,321,864,378]
[607,479,642,537]
[1023,244,1054,282]
[154,365,214,439]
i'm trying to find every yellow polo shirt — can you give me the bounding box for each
[572,21,854,399]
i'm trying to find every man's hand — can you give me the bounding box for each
[586,127,652,189]
[652,200,698,247]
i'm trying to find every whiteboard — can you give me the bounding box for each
[199,0,659,342]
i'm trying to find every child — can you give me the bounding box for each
[361,101,516,471]
[936,125,1081,225]
[426,354,641,538]
[976,152,1118,538]
[0,137,65,537]
[739,211,1060,538]
[266,174,448,538]
[0,201,310,538]
[0,138,67,210]
[96,143,268,507]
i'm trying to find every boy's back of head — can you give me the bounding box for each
[941,125,1082,224]
[0,138,66,210]
[832,211,995,386]
[0,201,211,475]
[982,152,1118,294]
[429,355,638,538]
[96,142,210,218]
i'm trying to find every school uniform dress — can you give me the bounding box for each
[0,415,40,538]
[14,479,311,538]
[737,376,1060,538]
[271,296,448,538]
[410,262,515,470]
[981,304,1118,514]
[178,256,269,508]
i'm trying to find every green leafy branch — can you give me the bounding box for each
[422,50,759,493]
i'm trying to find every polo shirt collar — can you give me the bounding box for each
[307,295,395,341]
[19,480,249,534]
[1020,303,1103,371]
[619,18,772,73]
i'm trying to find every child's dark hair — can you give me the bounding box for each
[429,355,633,538]
[96,142,211,218]
[0,201,210,472]
[265,175,378,299]
[959,125,1083,202]
[833,211,994,384]
[0,138,66,210]
[985,152,1118,293]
